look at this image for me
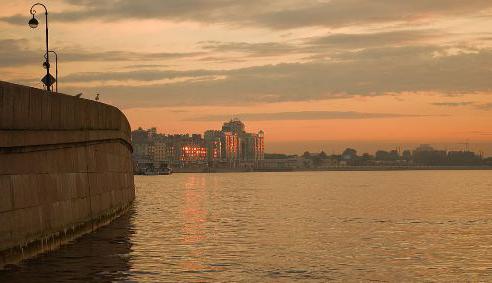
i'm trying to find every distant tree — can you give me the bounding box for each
[303,151,311,159]
[312,156,323,167]
[375,150,389,161]
[413,150,447,165]
[361,153,373,161]
[342,148,357,160]
[319,151,328,159]
[389,150,400,160]
[402,150,412,161]
[264,153,289,159]
[330,154,342,161]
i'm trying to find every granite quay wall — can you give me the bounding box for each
[0,81,135,267]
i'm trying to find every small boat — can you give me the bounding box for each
[159,167,173,175]
[144,168,158,175]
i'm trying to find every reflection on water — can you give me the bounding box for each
[0,210,135,282]
[181,175,207,271]
[2,171,492,281]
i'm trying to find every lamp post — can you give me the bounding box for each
[44,50,58,92]
[29,3,52,92]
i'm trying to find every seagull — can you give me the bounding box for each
[95,93,100,101]
[75,93,83,98]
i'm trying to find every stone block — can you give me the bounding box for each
[28,90,43,130]
[56,174,73,202]
[0,210,13,251]
[12,175,38,209]
[11,85,31,129]
[58,95,75,129]
[60,199,74,227]
[90,194,102,216]
[0,85,3,127]
[75,146,87,173]
[34,151,50,174]
[39,203,53,232]
[0,86,14,129]
[100,192,112,212]
[14,152,39,175]
[11,206,42,241]
[40,93,52,129]
[0,175,13,213]
[96,104,104,129]
[85,146,97,173]
[87,173,96,196]
[47,201,62,231]
[0,154,12,175]
[50,95,62,130]
[37,174,57,205]
[42,150,58,174]
[60,148,76,173]
[72,197,90,223]
[73,100,84,130]
[87,101,97,129]
[75,173,89,198]
[95,150,109,172]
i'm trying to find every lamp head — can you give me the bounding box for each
[28,16,38,28]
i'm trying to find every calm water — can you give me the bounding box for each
[2,171,492,282]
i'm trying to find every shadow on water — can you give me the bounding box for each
[0,208,136,283]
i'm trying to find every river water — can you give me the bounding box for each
[2,171,492,282]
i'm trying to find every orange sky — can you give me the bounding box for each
[1,1,491,154]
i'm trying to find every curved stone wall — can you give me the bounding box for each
[0,81,135,267]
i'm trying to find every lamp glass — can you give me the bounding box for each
[28,17,38,28]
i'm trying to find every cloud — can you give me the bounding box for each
[62,69,219,82]
[195,30,438,59]
[199,41,299,57]
[476,103,492,110]
[469,131,492,136]
[1,0,265,25]
[185,111,425,121]
[255,0,492,29]
[0,39,40,66]
[306,30,442,49]
[432,101,474,107]
[3,0,491,30]
[0,39,203,67]
[56,46,492,108]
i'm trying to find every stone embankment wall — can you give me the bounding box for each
[0,81,135,267]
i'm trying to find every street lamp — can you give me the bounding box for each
[44,50,58,92]
[29,3,53,92]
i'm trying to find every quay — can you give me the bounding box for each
[0,81,135,268]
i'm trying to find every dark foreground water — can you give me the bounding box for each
[2,171,492,282]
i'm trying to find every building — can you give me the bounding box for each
[221,118,264,164]
[153,142,167,162]
[204,130,222,162]
[131,119,265,169]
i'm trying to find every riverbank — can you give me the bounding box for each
[167,165,492,174]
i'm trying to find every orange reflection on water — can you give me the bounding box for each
[180,175,209,271]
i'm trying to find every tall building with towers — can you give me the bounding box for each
[132,119,264,168]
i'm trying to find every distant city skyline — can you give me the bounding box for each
[134,121,491,157]
[131,119,265,172]
[1,1,492,155]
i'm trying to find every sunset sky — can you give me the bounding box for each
[1,0,492,155]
